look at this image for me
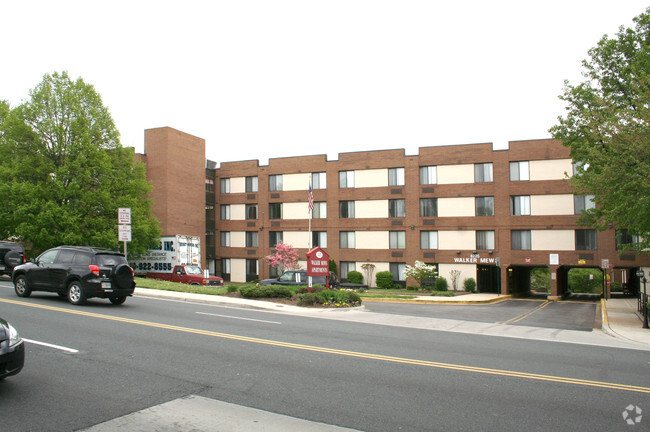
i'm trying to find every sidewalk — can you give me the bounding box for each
[134,288,650,349]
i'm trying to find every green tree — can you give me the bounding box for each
[550,8,650,252]
[404,261,438,288]
[0,72,160,256]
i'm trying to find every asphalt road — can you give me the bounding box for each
[0,279,648,432]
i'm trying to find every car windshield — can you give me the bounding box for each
[96,254,127,267]
[185,266,202,275]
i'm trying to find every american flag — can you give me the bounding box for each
[308,184,314,212]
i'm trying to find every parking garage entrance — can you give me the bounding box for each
[477,265,500,293]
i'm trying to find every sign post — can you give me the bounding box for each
[306,247,330,293]
[118,208,131,260]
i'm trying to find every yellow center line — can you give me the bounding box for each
[3,298,649,394]
[497,300,552,325]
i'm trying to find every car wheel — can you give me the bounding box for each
[67,281,86,305]
[109,296,127,305]
[14,275,31,298]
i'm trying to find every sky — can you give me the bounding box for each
[1,1,648,165]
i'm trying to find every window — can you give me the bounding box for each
[474,163,493,183]
[511,230,532,250]
[420,231,438,249]
[340,231,355,248]
[475,196,494,216]
[220,178,230,193]
[245,176,258,193]
[205,178,214,192]
[390,263,406,281]
[616,229,640,250]
[220,204,230,220]
[511,196,531,216]
[246,259,258,281]
[269,203,282,219]
[389,199,405,217]
[221,258,231,275]
[269,231,283,247]
[420,166,437,185]
[245,204,258,220]
[312,231,327,248]
[420,198,438,217]
[269,174,283,191]
[510,161,530,181]
[340,262,356,280]
[573,161,590,176]
[389,231,406,249]
[339,201,355,218]
[339,170,355,188]
[476,230,495,250]
[575,229,597,250]
[574,195,595,214]
[312,202,327,219]
[220,231,230,247]
[388,168,405,186]
[312,172,326,189]
[245,231,259,248]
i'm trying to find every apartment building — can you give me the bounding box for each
[140,127,650,299]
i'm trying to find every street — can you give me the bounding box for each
[0,279,648,431]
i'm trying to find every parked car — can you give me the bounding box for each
[0,316,24,380]
[258,270,339,288]
[0,241,25,277]
[145,265,224,286]
[12,245,135,305]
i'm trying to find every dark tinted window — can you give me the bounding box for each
[72,253,92,265]
[56,249,76,264]
[96,254,127,266]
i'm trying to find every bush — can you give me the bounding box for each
[376,271,395,289]
[406,285,420,291]
[226,284,238,293]
[239,285,292,299]
[296,289,362,307]
[435,277,448,292]
[463,278,476,293]
[347,270,364,284]
[296,285,325,294]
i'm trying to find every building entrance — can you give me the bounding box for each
[477,265,500,293]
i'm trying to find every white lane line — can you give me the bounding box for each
[196,311,282,325]
[22,338,79,353]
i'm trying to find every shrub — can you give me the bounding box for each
[347,270,364,284]
[296,285,325,294]
[239,285,292,299]
[406,285,420,291]
[296,289,361,307]
[329,259,338,275]
[226,284,238,293]
[376,271,395,289]
[435,277,448,291]
[463,278,476,293]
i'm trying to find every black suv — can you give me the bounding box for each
[12,246,135,305]
[0,241,25,277]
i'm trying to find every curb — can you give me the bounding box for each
[361,295,513,305]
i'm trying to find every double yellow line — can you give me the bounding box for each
[498,300,552,325]
[3,298,649,394]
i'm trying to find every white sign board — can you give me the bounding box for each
[118,224,132,242]
[549,253,559,266]
[118,208,131,225]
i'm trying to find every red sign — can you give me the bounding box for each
[306,247,329,276]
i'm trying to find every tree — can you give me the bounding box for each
[264,242,299,274]
[404,261,438,288]
[550,8,650,252]
[0,72,160,256]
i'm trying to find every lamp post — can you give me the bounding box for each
[637,269,648,329]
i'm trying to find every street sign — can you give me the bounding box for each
[118,224,132,242]
[118,208,131,225]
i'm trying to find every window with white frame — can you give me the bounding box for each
[340,231,355,248]
[245,176,258,192]
[474,163,493,183]
[339,201,355,218]
[312,202,327,218]
[269,203,282,219]
[220,231,230,247]
[389,199,405,217]
[220,204,230,220]
[510,161,530,181]
[339,170,355,188]
[269,231,283,247]
[390,263,406,281]
[419,166,437,185]
[220,178,230,193]
[511,230,532,250]
[475,196,494,216]
[245,231,259,248]
[312,231,327,248]
[269,174,283,191]
[389,231,406,249]
[420,198,437,217]
[420,231,438,249]
[476,230,495,250]
[312,172,326,189]
[221,258,231,275]
[511,196,531,216]
[574,195,595,214]
[388,168,405,186]
[575,229,597,250]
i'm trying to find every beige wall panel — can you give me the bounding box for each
[530,159,572,181]
[439,230,476,250]
[355,169,388,188]
[438,164,474,184]
[230,177,246,194]
[356,200,388,218]
[283,231,310,249]
[231,258,247,283]
[531,194,574,216]
[230,204,246,221]
[356,231,389,249]
[284,173,311,191]
[438,264,477,291]
[531,230,574,250]
[230,231,246,248]
[439,197,475,217]
[284,202,309,220]
[357,262,390,287]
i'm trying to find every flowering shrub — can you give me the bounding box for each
[296,289,362,308]
[404,261,438,288]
